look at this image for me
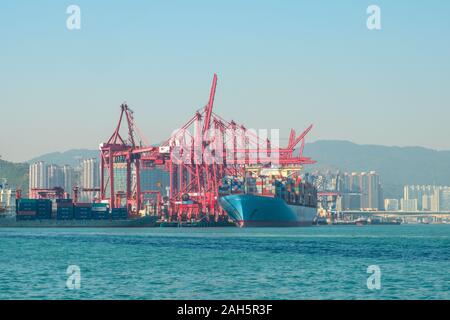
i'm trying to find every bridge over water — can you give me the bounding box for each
[340,210,450,223]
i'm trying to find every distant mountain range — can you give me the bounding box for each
[303,140,450,198]
[1,141,449,198]
[28,149,100,167]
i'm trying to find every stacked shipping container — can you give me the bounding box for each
[16,199,129,221]
[111,208,127,220]
[36,199,52,219]
[16,199,37,221]
[74,203,92,220]
[56,199,74,220]
[91,203,110,220]
[16,199,53,220]
[219,174,317,208]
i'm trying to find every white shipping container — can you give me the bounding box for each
[159,146,171,154]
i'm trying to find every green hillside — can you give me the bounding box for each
[0,159,28,192]
[28,149,99,167]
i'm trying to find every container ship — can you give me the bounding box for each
[218,167,318,227]
[0,198,157,228]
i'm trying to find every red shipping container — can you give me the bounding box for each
[17,211,36,216]
[74,203,92,208]
[57,203,73,208]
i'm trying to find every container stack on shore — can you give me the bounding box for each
[74,203,92,220]
[111,208,128,220]
[16,199,53,220]
[14,198,130,221]
[16,199,37,221]
[36,199,52,219]
[91,203,110,220]
[56,199,74,220]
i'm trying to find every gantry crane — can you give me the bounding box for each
[100,74,315,221]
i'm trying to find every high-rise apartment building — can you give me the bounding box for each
[401,198,418,211]
[141,167,170,192]
[422,194,432,211]
[29,161,48,194]
[403,185,450,212]
[349,172,360,193]
[384,199,399,211]
[0,185,15,208]
[431,188,440,212]
[29,162,76,198]
[360,172,370,209]
[367,171,381,210]
[358,171,381,210]
[47,164,64,189]
[339,171,382,211]
[80,158,100,202]
[340,172,362,210]
[62,165,74,197]
[439,187,450,211]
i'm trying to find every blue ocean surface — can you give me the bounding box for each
[0,225,448,300]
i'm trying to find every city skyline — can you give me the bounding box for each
[22,160,450,214]
[26,158,170,202]
[1,1,450,162]
[23,157,450,212]
[314,169,450,212]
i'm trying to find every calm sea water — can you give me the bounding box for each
[0,225,448,300]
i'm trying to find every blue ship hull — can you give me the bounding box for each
[218,194,317,227]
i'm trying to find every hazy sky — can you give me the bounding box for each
[1,0,449,162]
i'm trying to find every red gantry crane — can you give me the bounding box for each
[159,74,315,221]
[99,104,166,215]
[100,74,315,221]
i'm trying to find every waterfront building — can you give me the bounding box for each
[80,158,100,202]
[62,165,74,197]
[140,167,170,205]
[29,162,76,197]
[141,167,170,192]
[401,198,418,211]
[349,172,360,193]
[338,171,382,211]
[360,172,369,209]
[29,161,48,194]
[440,187,450,211]
[431,187,440,212]
[384,199,399,211]
[404,185,419,210]
[47,164,64,189]
[359,171,381,210]
[0,186,15,208]
[422,194,432,211]
[403,185,450,212]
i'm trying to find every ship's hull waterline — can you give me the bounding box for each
[219,194,317,228]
